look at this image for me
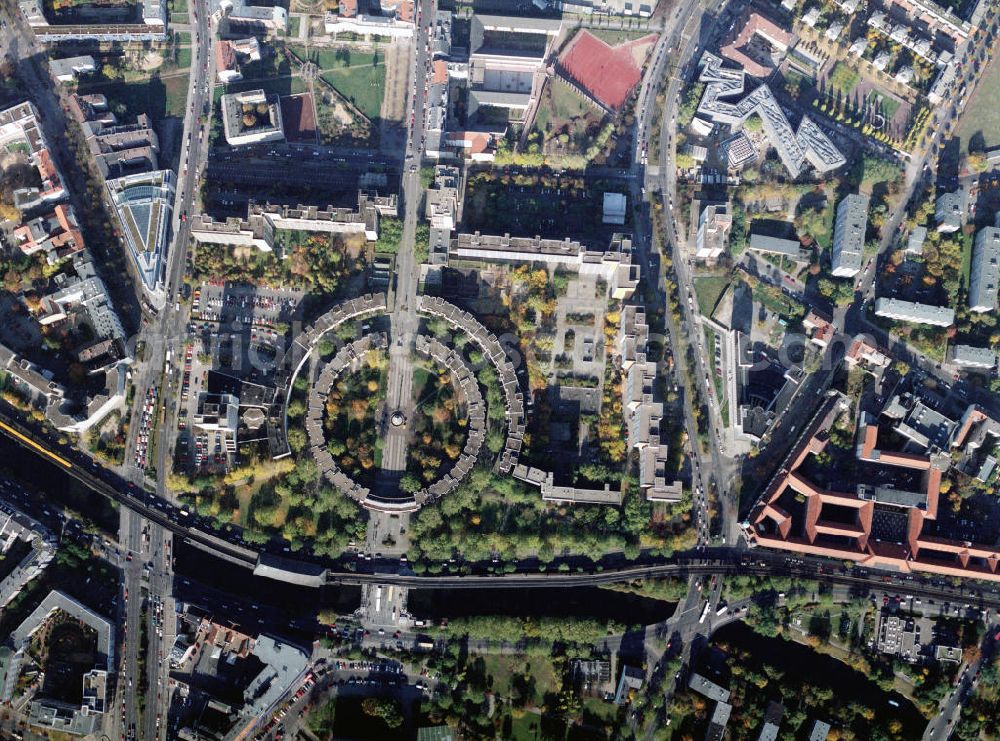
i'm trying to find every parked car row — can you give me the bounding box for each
[134,386,158,469]
[181,344,194,403]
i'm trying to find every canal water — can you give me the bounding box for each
[173,537,362,615]
[173,538,676,628]
[408,586,676,626]
[712,621,926,736]
[0,431,674,627]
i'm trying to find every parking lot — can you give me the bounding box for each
[176,280,304,476]
[174,336,234,475]
[193,282,305,328]
[255,657,439,741]
[173,315,293,476]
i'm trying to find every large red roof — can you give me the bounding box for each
[557,30,657,111]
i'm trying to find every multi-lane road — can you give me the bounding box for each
[4,1,1000,736]
[630,0,746,550]
[118,507,144,740]
[361,0,436,623]
[624,0,739,568]
[118,3,213,736]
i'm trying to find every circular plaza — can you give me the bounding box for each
[285,294,525,512]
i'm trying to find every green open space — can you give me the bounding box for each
[171,12,189,23]
[586,27,652,45]
[480,654,559,707]
[704,327,724,401]
[510,712,543,741]
[866,89,901,122]
[287,15,301,37]
[318,696,411,739]
[403,358,470,492]
[827,61,859,96]
[176,47,192,69]
[319,349,387,488]
[321,62,386,120]
[781,67,809,100]
[534,80,591,134]
[168,0,188,12]
[174,30,191,43]
[960,234,972,289]
[527,79,605,165]
[693,275,729,317]
[290,45,383,72]
[163,75,189,116]
[794,190,836,251]
[956,56,1000,152]
[76,74,189,121]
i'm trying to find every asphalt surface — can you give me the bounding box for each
[363,0,436,616]
[620,3,743,702]
[10,406,1000,615]
[142,523,175,741]
[4,3,1000,736]
[109,1,212,733]
[119,507,144,740]
[621,0,736,584]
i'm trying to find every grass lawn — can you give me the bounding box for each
[327,696,412,740]
[530,79,599,156]
[827,61,860,96]
[288,15,301,37]
[168,0,187,12]
[290,45,383,72]
[960,234,972,289]
[796,191,836,250]
[550,80,592,122]
[510,712,543,741]
[164,75,189,116]
[174,30,191,43]
[581,697,618,724]
[753,281,804,322]
[704,326,724,401]
[176,47,192,69]
[693,276,729,317]
[956,54,1000,151]
[322,63,387,120]
[171,12,189,23]
[782,67,808,100]
[587,27,651,45]
[75,74,188,155]
[480,654,559,707]
[866,90,900,121]
[79,77,169,121]
[411,364,432,393]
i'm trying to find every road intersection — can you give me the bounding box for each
[2,0,999,734]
